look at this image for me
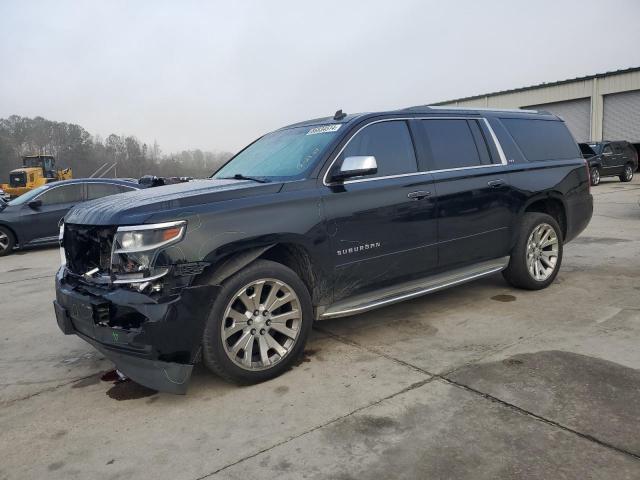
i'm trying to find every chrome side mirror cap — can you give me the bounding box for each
[333,156,378,181]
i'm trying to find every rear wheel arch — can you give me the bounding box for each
[520,195,567,242]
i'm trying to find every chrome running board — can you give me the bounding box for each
[318,257,510,320]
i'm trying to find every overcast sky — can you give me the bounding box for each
[1,0,639,153]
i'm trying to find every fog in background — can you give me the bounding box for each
[1,0,640,154]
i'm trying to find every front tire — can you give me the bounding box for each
[590,166,601,186]
[0,226,15,257]
[201,260,313,384]
[619,164,634,182]
[502,213,563,290]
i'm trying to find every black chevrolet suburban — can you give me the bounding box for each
[54,106,593,393]
[579,141,637,186]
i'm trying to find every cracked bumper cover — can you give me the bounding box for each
[54,267,218,394]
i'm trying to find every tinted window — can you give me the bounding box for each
[340,121,417,177]
[501,118,580,161]
[602,144,613,155]
[38,184,83,206]
[87,183,131,200]
[422,119,482,169]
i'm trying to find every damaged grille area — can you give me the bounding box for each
[64,224,117,275]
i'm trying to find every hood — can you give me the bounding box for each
[65,178,283,226]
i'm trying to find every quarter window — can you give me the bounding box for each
[501,118,580,161]
[38,184,83,206]
[422,119,483,169]
[339,121,417,178]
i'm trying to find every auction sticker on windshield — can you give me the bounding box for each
[306,125,341,135]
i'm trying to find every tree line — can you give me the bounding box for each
[0,115,233,182]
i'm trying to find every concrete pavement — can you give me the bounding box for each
[0,177,639,479]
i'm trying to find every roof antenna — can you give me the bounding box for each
[333,109,347,120]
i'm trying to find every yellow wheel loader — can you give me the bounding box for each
[0,155,72,198]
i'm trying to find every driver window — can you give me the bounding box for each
[339,121,417,178]
[38,184,83,206]
[602,145,613,155]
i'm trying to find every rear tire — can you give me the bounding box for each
[502,213,563,290]
[0,226,15,257]
[589,166,601,186]
[201,259,313,384]
[619,163,634,182]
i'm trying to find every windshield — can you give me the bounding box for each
[214,124,343,181]
[7,184,48,206]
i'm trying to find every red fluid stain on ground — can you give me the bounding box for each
[100,369,157,400]
[100,370,121,382]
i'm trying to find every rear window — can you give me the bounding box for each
[501,118,580,161]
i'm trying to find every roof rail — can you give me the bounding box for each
[406,105,543,114]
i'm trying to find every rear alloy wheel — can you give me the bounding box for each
[619,164,634,182]
[590,166,601,186]
[0,226,15,257]
[502,212,563,290]
[202,260,313,384]
[525,223,560,282]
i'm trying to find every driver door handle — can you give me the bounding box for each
[487,179,506,188]
[407,190,431,200]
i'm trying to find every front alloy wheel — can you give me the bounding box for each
[590,167,600,186]
[0,226,15,257]
[202,259,313,384]
[221,279,302,371]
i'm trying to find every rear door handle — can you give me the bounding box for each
[407,190,431,200]
[487,179,506,188]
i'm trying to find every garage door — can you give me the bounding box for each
[523,98,591,142]
[603,90,640,142]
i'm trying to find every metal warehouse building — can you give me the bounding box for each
[434,67,640,144]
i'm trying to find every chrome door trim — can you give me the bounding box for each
[322,117,508,186]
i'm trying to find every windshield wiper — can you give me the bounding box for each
[220,174,271,183]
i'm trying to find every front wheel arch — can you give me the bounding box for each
[0,224,18,255]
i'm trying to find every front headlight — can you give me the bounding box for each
[111,221,186,283]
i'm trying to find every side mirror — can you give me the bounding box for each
[28,200,42,209]
[332,156,378,181]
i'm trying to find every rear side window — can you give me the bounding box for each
[421,119,482,169]
[501,118,580,161]
[340,121,417,177]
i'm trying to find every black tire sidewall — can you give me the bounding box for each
[0,226,15,256]
[503,213,563,290]
[201,259,313,384]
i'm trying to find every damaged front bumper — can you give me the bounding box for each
[54,267,218,394]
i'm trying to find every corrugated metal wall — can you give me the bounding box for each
[603,90,640,141]
[435,69,640,143]
[524,98,591,142]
